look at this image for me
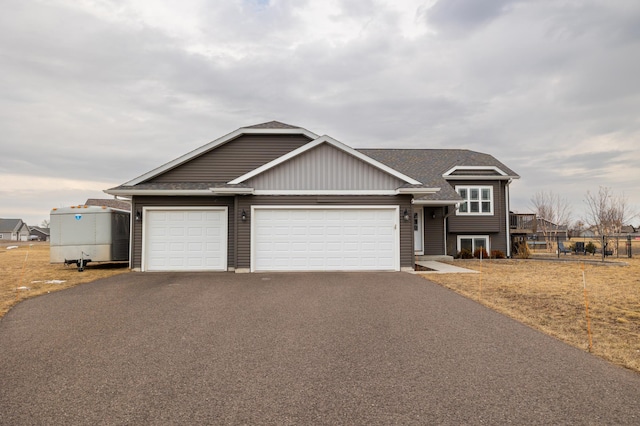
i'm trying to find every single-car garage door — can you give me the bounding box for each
[252,206,399,272]
[143,207,227,271]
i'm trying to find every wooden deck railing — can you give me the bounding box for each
[510,213,536,234]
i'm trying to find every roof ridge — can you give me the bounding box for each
[243,121,301,130]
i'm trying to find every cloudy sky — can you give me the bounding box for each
[2,0,639,227]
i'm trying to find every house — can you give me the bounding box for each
[28,226,50,241]
[105,121,520,272]
[523,217,569,249]
[0,219,30,241]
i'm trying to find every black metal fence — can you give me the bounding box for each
[527,234,640,258]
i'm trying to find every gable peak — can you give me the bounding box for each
[243,121,301,130]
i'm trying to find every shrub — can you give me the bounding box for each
[456,248,473,259]
[514,241,531,259]
[490,250,506,259]
[585,241,596,254]
[474,247,489,259]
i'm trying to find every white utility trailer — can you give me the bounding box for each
[50,205,130,271]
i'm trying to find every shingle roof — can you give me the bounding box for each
[243,121,301,129]
[29,226,50,236]
[85,199,131,211]
[107,182,252,192]
[357,149,519,201]
[0,219,25,233]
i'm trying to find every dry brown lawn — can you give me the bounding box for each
[424,256,640,373]
[0,242,129,318]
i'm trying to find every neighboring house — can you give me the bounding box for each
[28,226,50,241]
[575,225,637,239]
[105,121,520,272]
[0,219,30,241]
[577,227,597,238]
[526,218,569,247]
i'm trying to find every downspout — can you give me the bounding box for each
[505,179,512,258]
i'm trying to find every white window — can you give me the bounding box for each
[456,186,493,215]
[458,235,490,254]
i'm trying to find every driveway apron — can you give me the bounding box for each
[1,272,639,425]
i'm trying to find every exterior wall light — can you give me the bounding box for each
[241,209,247,222]
[403,209,410,221]
[136,210,142,222]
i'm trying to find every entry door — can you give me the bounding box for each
[414,208,423,254]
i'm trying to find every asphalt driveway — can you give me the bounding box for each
[1,272,639,425]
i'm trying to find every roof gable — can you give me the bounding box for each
[243,141,406,191]
[124,123,318,186]
[358,149,519,202]
[230,136,422,187]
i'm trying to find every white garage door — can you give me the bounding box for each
[252,207,399,272]
[144,208,227,271]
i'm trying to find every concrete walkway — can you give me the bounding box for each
[414,260,479,274]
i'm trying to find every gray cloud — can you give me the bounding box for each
[425,0,518,36]
[1,0,640,225]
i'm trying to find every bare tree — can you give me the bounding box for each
[530,190,572,252]
[583,187,635,237]
[41,219,50,228]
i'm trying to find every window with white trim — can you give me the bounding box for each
[456,185,493,215]
[458,235,489,253]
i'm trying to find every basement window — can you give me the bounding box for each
[458,235,489,253]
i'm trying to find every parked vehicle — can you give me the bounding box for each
[50,205,130,271]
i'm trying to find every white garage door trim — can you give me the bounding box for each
[251,205,400,272]
[142,206,228,272]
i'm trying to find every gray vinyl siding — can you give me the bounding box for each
[131,196,235,269]
[236,195,414,270]
[247,143,404,190]
[447,181,504,233]
[423,206,445,255]
[149,134,311,183]
[446,180,509,255]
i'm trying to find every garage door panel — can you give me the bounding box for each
[253,207,398,272]
[144,209,227,271]
[187,227,203,236]
[167,212,184,221]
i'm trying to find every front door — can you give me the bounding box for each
[414,208,423,254]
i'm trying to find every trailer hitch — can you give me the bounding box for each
[64,252,91,272]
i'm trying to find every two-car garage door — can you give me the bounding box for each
[252,207,399,272]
